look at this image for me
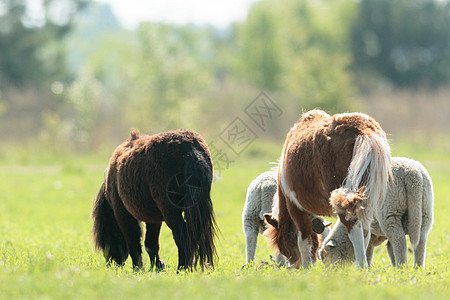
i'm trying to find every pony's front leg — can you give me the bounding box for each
[297,231,314,268]
[112,201,143,270]
[289,209,315,269]
[348,221,368,268]
[285,198,316,269]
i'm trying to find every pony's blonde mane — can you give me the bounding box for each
[331,133,391,227]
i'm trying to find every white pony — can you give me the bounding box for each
[319,157,434,268]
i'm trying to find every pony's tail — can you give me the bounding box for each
[182,158,218,270]
[330,133,391,227]
[92,182,128,265]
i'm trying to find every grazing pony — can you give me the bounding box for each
[242,170,331,266]
[265,110,391,268]
[92,129,217,271]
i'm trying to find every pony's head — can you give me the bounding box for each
[329,187,367,222]
[263,213,300,263]
[264,213,332,267]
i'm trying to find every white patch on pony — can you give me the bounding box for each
[279,155,305,211]
[297,231,313,268]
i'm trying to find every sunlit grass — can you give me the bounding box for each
[0,139,449,299]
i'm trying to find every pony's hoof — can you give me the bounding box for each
[133,265,144,272]
[132,260,144,272]
[155,259,166,272]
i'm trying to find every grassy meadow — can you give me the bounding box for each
[0,138,449,299]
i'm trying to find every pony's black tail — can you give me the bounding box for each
[180,156,218,270]
[92,182,129,265]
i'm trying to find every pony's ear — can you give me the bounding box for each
[264,213,279,229]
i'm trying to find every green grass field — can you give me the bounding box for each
[0,139,449,299]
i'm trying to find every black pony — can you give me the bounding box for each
[92,129,217,271]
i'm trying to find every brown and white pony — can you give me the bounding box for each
[92,129,218,271]
[265,110,391,268]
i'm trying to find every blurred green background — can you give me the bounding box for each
[1,2,450,298]
[1,0,449,157]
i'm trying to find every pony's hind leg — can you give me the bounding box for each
[164,210,189,271]
[113,205,144,270]
[145,222,166,271]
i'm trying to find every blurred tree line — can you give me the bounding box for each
[0,0,449,152]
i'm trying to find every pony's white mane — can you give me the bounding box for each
[342,133,391,227]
